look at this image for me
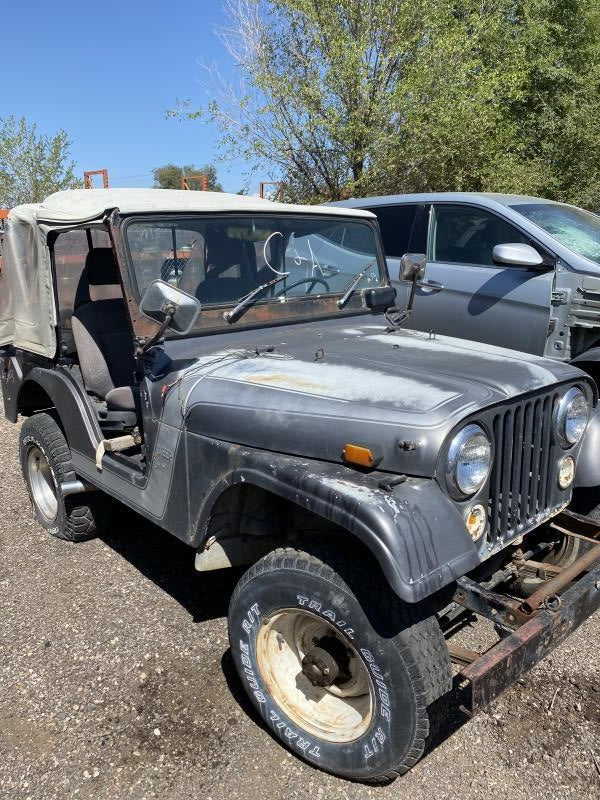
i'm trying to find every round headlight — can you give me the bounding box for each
[555,387,589,447]
[446,424,492,499]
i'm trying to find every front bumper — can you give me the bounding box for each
[460,549,600,714]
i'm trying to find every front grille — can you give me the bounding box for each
[488,390,560,544]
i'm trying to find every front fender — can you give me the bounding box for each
[194,445,480,604]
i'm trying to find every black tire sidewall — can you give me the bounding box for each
[20,428,67,537]
[229,564,423,781]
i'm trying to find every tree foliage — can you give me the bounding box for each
[181,0,600,207]
[0,116,81,207]
[152,163,223,191]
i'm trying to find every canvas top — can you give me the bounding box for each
[9,188,375,226]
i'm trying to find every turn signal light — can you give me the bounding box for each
[342,444,380,468]
[465,503,487,541]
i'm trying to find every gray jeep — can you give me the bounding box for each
[331,193,600,511]
[1,188,600,783]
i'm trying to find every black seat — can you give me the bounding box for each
[179,232,255,303]
[72,248,138,412]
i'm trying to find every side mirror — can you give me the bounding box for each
[400,253,427,282]
[493,243,545,269]
[140,279,201,335]
[400,253,443,315]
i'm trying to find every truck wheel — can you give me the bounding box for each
[228,543,452,783]
[19,412,109,542]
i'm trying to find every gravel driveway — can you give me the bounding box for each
[1,414,599,800]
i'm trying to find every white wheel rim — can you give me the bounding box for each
[27,445,58,522]
[256,609,374,743]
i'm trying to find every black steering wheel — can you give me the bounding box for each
[273,276,330,297]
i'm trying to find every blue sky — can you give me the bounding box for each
[2,1,254,192]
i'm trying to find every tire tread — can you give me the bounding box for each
[19,413,109,542]
[230,539,452,782]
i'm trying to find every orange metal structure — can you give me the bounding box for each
[181,174,209,191]
[84,169,109,189]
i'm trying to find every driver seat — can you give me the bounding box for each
[72,248,139,413]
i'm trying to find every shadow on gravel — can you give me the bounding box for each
[424,676,472,756]
[99,507,244,624]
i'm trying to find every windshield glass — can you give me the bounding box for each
[512,202,600,265]
[125,215,383,306]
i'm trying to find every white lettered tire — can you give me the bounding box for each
[228,542,452,783]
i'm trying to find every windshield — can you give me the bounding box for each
[512,202,600,265]
[125,215,384,308]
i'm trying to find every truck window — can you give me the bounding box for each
[430,205,531,266]
[366,205,417,257]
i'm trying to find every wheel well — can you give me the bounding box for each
[17,382,55,417]
[196,482,376,572]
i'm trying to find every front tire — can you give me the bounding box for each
[228,542,451,783]
[19,412,110,541]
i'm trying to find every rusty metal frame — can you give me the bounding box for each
[460,557,600,713]
[181,175,208,191]
[449,510,600,715]
[84,169,109,189]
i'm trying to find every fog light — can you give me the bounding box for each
[558,456,575,490]
[465,503,487,541]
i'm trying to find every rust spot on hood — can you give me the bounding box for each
[245,373,327,392]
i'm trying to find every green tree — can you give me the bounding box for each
[152,163,223,191]
[381,0,600,207]
[179,0,600,207]
[179,0,421,202]
[0,116,81,207]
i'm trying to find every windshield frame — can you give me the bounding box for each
[511,201,600,266]
[117,211,389,336]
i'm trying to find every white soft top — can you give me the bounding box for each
[10,188,375,225]
[0,189,375,359]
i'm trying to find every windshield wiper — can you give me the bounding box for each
[336,262,376,309]
[223,273,290,324]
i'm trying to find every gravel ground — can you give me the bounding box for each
[1,414,600,800]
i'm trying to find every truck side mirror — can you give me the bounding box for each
[401,253,427,282]
[140,279,201,335]
[400,253,443,314]
[493,243,545,269]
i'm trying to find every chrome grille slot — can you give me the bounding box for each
[488,391,559,544]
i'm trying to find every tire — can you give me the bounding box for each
[19,412,110,542]
[228,542,452,783]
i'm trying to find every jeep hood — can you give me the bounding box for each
[165,318,586,477]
